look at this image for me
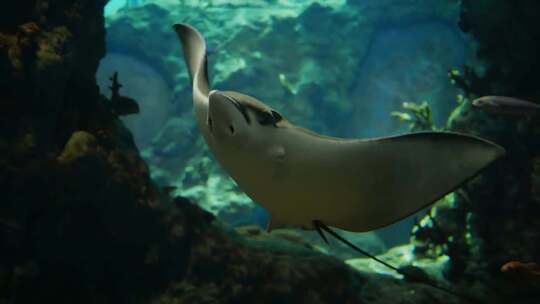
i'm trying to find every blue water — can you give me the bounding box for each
[105,0,145,15]
[350,21,467,138]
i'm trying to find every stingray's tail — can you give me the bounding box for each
[173,23,210,102]
[313,221,484,304]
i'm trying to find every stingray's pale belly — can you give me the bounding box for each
[215,157,315,226]
[283,183,376,229]
[214,130,373,229]
[232,158,374,229]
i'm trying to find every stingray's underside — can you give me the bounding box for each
[251,128,505,232]
[172,23,506,234]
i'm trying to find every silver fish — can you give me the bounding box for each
[472,96,540,116]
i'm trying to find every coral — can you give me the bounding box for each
[56,130,98,163]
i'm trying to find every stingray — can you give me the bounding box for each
[173,23,503,301]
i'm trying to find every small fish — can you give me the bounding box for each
[501,261,540,288]
[472,96,540,116]
[501,261,540,276]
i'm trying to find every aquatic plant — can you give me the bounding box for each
[447,67,489,99]
[391,101,438,131]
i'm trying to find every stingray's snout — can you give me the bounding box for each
[208,90,243,138]
[208,90,227,107]
[209,90,239,112]
[209,90,234,105]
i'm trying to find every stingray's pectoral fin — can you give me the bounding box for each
[173,23,210,98]
[340,132,506,232]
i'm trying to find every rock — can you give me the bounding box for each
[0,1,190,302]
[57,131,98,163]
[163,219,366,304]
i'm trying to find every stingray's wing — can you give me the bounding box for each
[287,130,505,232]
[173,24,210,121]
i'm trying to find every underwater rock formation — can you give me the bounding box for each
[0,0,186,302]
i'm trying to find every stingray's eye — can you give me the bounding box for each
[256,110,283,126]
[229,124,235,135]
[257,112,274,125]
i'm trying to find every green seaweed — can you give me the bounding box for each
[391,101,438,132]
